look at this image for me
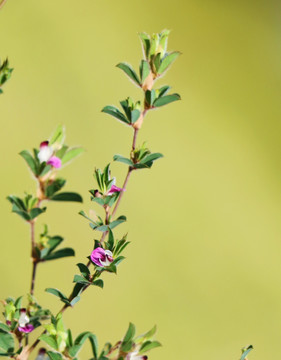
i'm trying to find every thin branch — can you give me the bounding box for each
[0,0,8,10]
[29,221,38,295]
[30,261,37,296]
[112,167,132,218]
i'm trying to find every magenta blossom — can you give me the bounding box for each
[38,141,61,169]
[91,247,113,267]
[18,324,34,333]
[108,184,123,196]
[18,309,34,333]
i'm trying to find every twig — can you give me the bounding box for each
[0,0,8,10]
[29,221,37,295]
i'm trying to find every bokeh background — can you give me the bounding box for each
[1,0,281,359]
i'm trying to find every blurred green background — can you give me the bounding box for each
[1,0,281,359]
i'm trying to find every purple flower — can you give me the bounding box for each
[107,184,123,196]
[18,309,34,333]
[38,141,61,169]
[47,156,61,168]
[18,324,34,333]
[91,247,114,267]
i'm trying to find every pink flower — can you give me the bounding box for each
[18,309,34,333]
[47,156,61,168]
[38,141,61,169]
[18,324,34,333]
[107,184,123,196]
[91,247,114,267]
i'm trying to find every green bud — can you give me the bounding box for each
[149,34,159,57]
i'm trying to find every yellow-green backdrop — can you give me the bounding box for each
[1,0,281,359]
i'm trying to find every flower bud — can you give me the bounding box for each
[91,247,114,267]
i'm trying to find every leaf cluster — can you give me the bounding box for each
[35,225,75,262]
[0,296,51,357]
[7,194,46,222]
[114,142,163,170]
[0,58,13,94]
[102,97,141,127]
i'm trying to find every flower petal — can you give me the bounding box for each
[108,184,123,195]
[47,156,62,168]
[18,324,34,333]
[38,146,53,163]
[91,247,106,266]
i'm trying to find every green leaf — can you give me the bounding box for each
[51,192,83,202]
[73,275,90,285]
[140,153,163,165]
[102,106,129,124]
[116,63,141,86]
[66,329,73,348]
[0,352,15,357]
[109,215,127,229]
[77,263,90,278]
[139,32,150,59]
[47,236,64,252]
[143,325,157,340]
[107,228,114,251]
[14,296,23,309]
[49,125,64,145]
[7,195,26,211]
[0,331,14,352]
[45,288,70,305]
[112,256,125,267]
[19,150,38,175]
[45,178,66,198]
[145,90,156,107]
[40,335,58,351]
[121,340,133,352]
[61,148,84,165]
[153,94,181,107]
[91,196,105,206]
[43,248,75,261]
[40,164,52,176]
[139,341,161,354]
[113,155,133,166]
[94,224,108,232]
[241,345,253,360]
[0,324,9,333]
[139,60,150,83]
[69,332,98,358]
[123,323,135,343]
[46,351,63,360]
[92,279,104,289]
[89,334,98,359]
[153,53,161,73]
[158,85,170,97]
[114,237,130,256]
[158,51,181,74]
[56,145,68,159]
[70,296,81,307]
[79,210,97,225]
[131,109,141,124]
[29,207,46,220]
[10,206,30,221]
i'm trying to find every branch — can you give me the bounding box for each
[0,0,8,10]
[30,221,37,295]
